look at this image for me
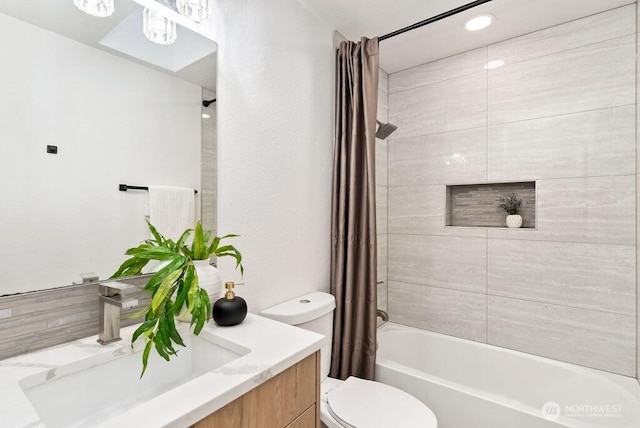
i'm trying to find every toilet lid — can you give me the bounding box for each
[326,377,438,428]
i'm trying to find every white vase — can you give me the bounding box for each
[177,259,222,323]
[506,214,522,228]
[192,259,223,301]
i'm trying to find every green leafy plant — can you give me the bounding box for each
[497,193,522,215]
[111,220,243,377]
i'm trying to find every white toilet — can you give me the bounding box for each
[261,291,438,428]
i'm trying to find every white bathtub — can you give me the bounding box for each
[375,323,640,428]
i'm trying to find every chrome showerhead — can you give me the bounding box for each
[376,120,398,139]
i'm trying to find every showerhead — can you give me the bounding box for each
[202,99,216,107]
[376,120,398,139]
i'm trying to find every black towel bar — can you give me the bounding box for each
[119,184,197,194]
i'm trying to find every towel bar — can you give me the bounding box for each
[119,184,197,194]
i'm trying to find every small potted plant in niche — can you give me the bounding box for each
[111,220,243,376]
[497,193,523,228]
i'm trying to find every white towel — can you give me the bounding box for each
[148,186,195,241]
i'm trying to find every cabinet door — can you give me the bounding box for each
[194,352,319,428]
[194,398,242,427]
[242,353,317,427]
[286,405,316,428]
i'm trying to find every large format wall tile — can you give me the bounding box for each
[378,88,388,122]
[389,281,486,342]
[388,234,486,293]
[377,279,388,328]
[488,105,636,181]
[636,1,640,385]
[376,185,387,234]
[389,48,487,93]
[488,175,636,245]
[377,233,388,282]
[390,72,487,139]
[376,139,387,186]
[488,35,635,125]
[387,127,486,186]
[388,185,486,238]
[487,296,636,376]
[487,239,636,315]
[377,67,388,185]
[488,5,635,66]
[380,68,389,92]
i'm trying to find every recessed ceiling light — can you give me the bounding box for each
[202,113,210,119]
[484,60,505,70]
[465,14,494,31]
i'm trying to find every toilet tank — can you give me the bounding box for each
[261,292,336,380]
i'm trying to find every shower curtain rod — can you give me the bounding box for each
[378,0,493,42]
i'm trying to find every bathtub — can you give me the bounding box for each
[375,322,640,428]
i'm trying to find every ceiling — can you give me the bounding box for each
[0,0,217,90]
[301,0,634,73]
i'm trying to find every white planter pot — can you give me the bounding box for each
[506,214,522,228]
[177,259,222,323]
[152,258,222,322]
[192,259,223,301]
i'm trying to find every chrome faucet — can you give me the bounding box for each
[97,282,139,345]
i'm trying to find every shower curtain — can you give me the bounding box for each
[330,37,379,381]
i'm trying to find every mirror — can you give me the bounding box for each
[0,0,217,295]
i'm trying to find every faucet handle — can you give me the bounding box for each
[99,281,135,297]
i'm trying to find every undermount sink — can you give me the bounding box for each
[18,330,245,428]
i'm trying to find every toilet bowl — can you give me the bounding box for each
[261,292,437,428]
[321,376,437,428]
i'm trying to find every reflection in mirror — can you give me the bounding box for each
[0,0,217,296]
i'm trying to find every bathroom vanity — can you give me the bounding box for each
[0,314,323,427]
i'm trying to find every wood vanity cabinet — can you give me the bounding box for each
[194,351,320,428]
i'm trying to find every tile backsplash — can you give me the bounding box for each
[0,277,150,360]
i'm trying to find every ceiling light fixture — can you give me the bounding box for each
[484,60,505,70]
[464,14,494,31]
[73,0,114,17]
[177,0,210,23]
[143,7,177,45]
[202,113,211,119]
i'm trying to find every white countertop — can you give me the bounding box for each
[0,314,325,428]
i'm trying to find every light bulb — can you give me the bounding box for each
[177,0,210,23]
[73,0,114,18]
[143,7,177,45]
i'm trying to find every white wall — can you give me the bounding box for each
[0,12,201,294]
[209,0,334,312]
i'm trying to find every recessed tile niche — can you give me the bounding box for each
[446,182,536,228]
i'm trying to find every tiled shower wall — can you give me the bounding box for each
[377,69,389,323]
[386,4,638,377]
[636,0,640,385]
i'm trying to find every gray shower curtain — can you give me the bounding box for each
[330,37,379,381]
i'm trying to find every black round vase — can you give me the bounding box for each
[213,296,247,326]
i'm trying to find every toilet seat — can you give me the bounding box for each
[325,377,437,428]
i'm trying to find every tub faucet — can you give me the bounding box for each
[97,282,138,345]
[377,309,388,322]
